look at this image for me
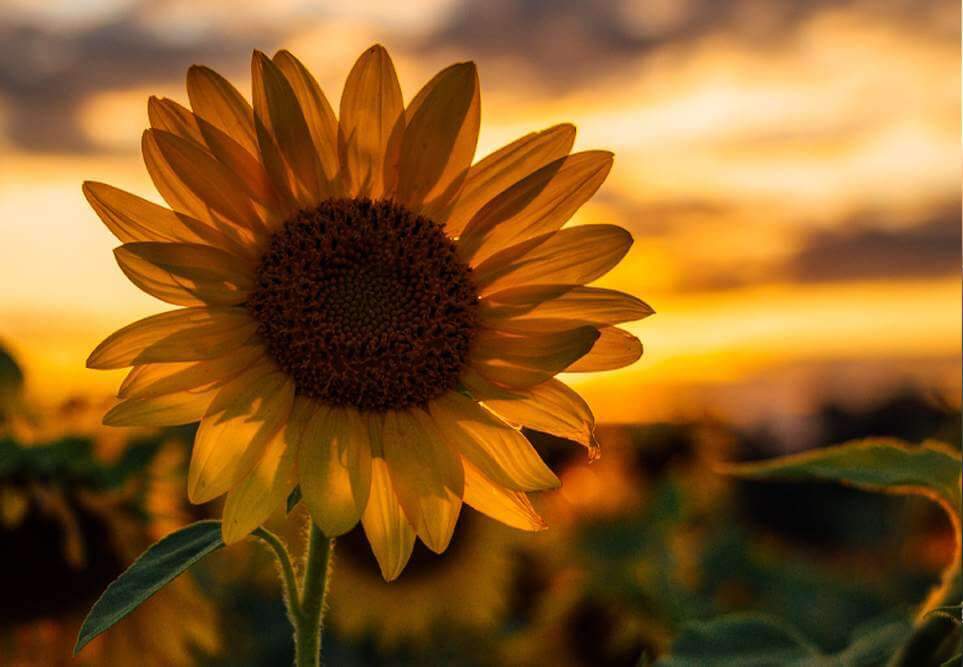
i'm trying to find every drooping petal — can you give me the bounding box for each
[118,346,263,400]
[102,389,218,427]
[476,377,598,456]
[458,151,613,264]
[472,224,633,296]
[480,284,653,325]
[396,62,480,217]
[114,242,255,307]
[221,396,312,544]
[87,307,257,369]
[444,124,575,236]
[566,327,643,371]
[147,129,267,235]
[338,45,404,198]
[469,326,599,388]
[186,65,258,155]
[188,367,294,503]
[252,51,327,206]
[462,460,546,532]
[299,404,373,537]
[382,410,463,554]
[429,391,559,492]
[273,50,340,187]
[362,456,416,581]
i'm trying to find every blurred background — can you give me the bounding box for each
[0,0,958,665]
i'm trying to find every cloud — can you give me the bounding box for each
[0,12,280,152]
[789,204,961,283]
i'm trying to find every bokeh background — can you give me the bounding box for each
[0,1,958,665]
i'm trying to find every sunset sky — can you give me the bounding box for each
[0,0,958,430]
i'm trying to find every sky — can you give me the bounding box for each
[0,0,958,431]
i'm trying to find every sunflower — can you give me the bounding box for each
[85,44,651,579]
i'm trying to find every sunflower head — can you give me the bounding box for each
[85,44,653,579]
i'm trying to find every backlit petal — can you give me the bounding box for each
[221,396,312,544]
[477,378,598,456]
[480,284,653,325]
[87,307,257,369]
[462,460,546,532]
[102,389,217,427]
[114,242,255,307]
[188,367,294,503]
[566,327,643,371]
[396,62,480,217]
[186,65,258,154]
[429,391,559,492]
[472,224,633,296]
[338,45,404,198]
[118,346,263,400]
[299,404,373,537]
[382,409,463,553]
[362,456,416,581]
[273,50,340,187]
[458,151,613,264]
[444,124,575,236]
[253,51,327,206]
[469,326,599,388]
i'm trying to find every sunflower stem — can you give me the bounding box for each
[252,527,303,625]
[295,522,334,667]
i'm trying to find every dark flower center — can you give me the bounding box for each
[247,198,478,412]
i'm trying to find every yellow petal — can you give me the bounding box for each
[114,242,255,307]
[83,181,216,246]
[252,50,327,206]
[362,456,416,581]
[472,224,633,296]
[299,404,373,537]
[150,96,279,217]
[273,50,340,187]
[396,62,480,217]
[477,378,598,456]
[148,95,204,144]
[338,45,404,198]
[429,391,559,492]
[566,327,643,371]
[458,151,613,264]
[462,460,546,532]
[102,389,217,427]
[444,124,575,236]
[148,129,267,235]
[189,367,294,503]
[480,285,653,325]
[142,129,216,225]
[469,326,599,388]
[382,409,463,554]
[118,346,263,400]
[186,65,258,155]
[221,397,311,544]
[87,307,257,369]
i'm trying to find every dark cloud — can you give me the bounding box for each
[0,13,282,152]
[789,205,961,283]
[423,0,955,91]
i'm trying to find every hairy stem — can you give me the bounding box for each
[295,522,334,667]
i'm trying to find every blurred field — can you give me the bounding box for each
[0,0,958,665]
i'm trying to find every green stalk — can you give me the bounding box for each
[295,523,334,667]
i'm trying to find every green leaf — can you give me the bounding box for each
[941,654,962,667]
[74,520,224,654]
[655,614,820,666]
[721,439,961,510]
